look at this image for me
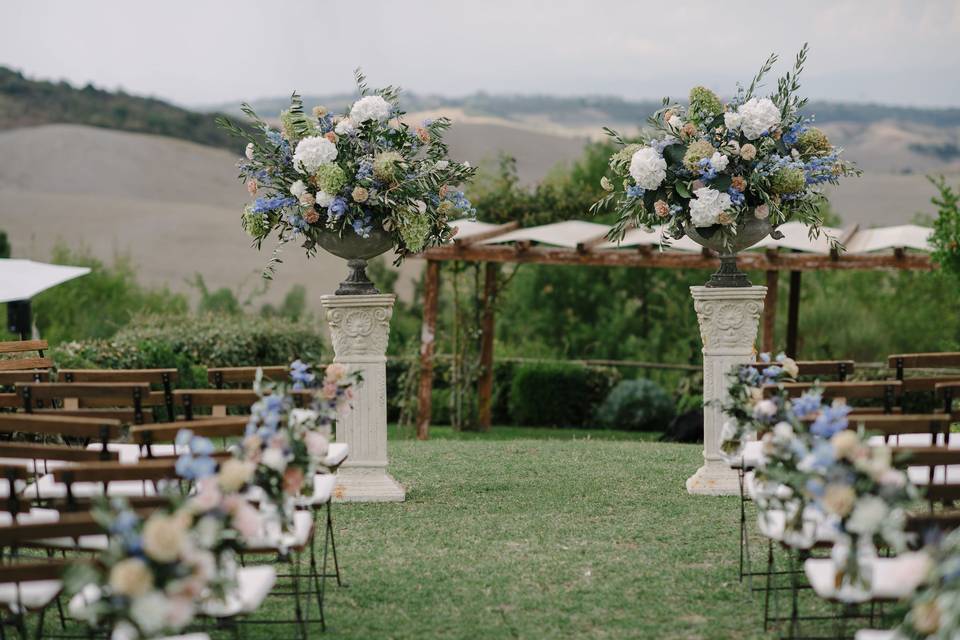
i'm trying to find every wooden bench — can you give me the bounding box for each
[0,339,52,376]
[763,380,902,413]
[58,368,179,418]
[207,365,291,388]
[173,388,316,421]
[14,382,156,424]
[749,359,855,381]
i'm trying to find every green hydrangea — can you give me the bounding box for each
[241,207,270,237]
[373,151,403,182]
[796,127,832,156]
[611,143,642,170]
[313,164,347,194]
[683,140,715,172]
[770,167,807,194]
[689,86,724,120]
[398,211,432,252]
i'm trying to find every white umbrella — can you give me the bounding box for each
[0,259,91,304]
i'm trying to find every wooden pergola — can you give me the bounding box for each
[413,219,935,439]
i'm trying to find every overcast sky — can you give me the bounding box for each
[2,0,959,108]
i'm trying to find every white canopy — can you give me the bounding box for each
[0,259,91,303]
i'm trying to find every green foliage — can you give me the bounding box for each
[594,379,676,432]
[30,245,188,345]
[929,175,960,279]
[52,314,326,388]
[509,362,621,428]
[260,285,308,321]
[0,66,245,150]
[190,274,243,316]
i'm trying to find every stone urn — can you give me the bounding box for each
[316,224,395,295]
[683,216,780,288]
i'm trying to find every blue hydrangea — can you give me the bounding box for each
[626,185,645,199]
[329,197,349,219]
[290,359,315,390]
[252,195,297,214]
[809,403,853,438]
[727,188,745,206]
[791,392,823,419]
[782,123,807,147]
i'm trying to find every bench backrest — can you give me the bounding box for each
[173,389,315,421]
[59,369,178,417]
[749,360,855,381]
[0,413,124,441]
[764,381,902,413]
[15,382,153,424]
[207,365,291,388]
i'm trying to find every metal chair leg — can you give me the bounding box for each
[326,501,344,587]
[309,525,327,631]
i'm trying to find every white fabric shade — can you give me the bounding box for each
[0,259,90,303]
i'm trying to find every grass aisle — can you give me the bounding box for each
[271,434,770,639]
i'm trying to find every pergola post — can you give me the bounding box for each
[786,271,802,358]
[416,260,441,440]
[477,262,498,431]
[762,270,779,353]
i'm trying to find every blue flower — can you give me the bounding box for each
[329,197,349,219]
[290,359,315,390]
[252,195,297,214]
[810,403,852,438]
[727,188,745,206]
[759,353,772,363]
[761,365,783,382]
[626,185,645,199]
[109,510,139,535]
[791,392,823,419]
[175,429,194,447]
[352,219,372,238]
[175,453,217,480]
[190,436,214,457]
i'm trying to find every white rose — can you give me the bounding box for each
[723,112,742,131]
[244,143,255,160]
[773,421,794,440]
[289,180,307,198]
[218,458,255,493]
[752,399,778,420]
[315,191,334,208]
[292,136,338,174]
[289,408,319,430]
[754,203,770,219]
[349,95,392,123]
[108,558,153,598]
[142,513,187,563]
[261,447,287,472]
[737,97,781,140]
[334,118,355,135]
[689,187,733,228]
[780,357,799,378]
[434,160,449,171]
[709,151,729,172]
[130,591,169,636]
[846,496,889,536]
[628,147,667,190]
[668,115,683,129]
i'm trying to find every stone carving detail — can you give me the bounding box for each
[694,299,763,352]
[325,305,393,358]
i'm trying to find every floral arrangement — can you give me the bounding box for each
[592,44,859,250]
[64,484,260,639]
[234,361,357,531]
[719,352,798,460]
[897,528,960,639]
[217,71,477,275]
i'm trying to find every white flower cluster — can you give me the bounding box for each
[689,187,732,227]
[736,97,781,140]
[349,95,392,123]
[293,136,338,174]
[628,147,667,189]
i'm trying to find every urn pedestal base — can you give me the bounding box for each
[321,293,406,503]
[686,285,767,496]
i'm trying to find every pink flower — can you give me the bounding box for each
[188,478,222,513]
[246,179,258,195]
[165,597,196,629]
[324,363,348,384]
[322,382,339,400]
[324,132,338,143]
[416,127,430,143]
[269,433,288,450]
[304,208,320,224]
[230,501,262,540]
[305,431,329,458]
[283,467,305,495]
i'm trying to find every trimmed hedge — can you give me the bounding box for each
[594,379,675,431]
[52,314,326,388]
[509,362,621,428]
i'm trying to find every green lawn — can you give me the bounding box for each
[249,431,777,639]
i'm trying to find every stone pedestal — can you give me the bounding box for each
[321,293,405,502]
[686,286,766,496]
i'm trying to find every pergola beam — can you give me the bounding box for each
[420,244,932,272]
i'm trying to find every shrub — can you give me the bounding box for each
[594,379,676,432]
[509,362,621,428]
[52,313,326,388]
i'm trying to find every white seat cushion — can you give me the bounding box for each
[200,565,276,618]
[0,457,69,475]
[805,553,930,603]
[908,464,960,486]
[0,508,60,526]
[295,473,337,507]
[20,475,166,500]
[0,579,62,611]
[741,440,766,469]
[854,631,901,640]
[244,510,314,551]
[757,508,839,549]
[744,471,793,502]
[84,442,181,463]
[324,443,348,468]
[33,534,109,551]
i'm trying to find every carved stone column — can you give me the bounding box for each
[686,285,766,496]
[321,293,405,502]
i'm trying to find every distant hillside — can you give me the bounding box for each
[0,67,241,151]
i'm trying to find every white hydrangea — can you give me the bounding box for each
[709,151,729,172]
[434,160,449,170]
[689,186,733,227]
[349,95,392,123]
[737,97,781,140]
[723,111,742,131]
[334,118,355,135]
[628,147,667,190]
[668,115,683,129]
[289,180,307,198]
[315,191,334,208]
[293,136,338,174]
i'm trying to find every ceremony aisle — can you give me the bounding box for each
[251,434,771,640]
